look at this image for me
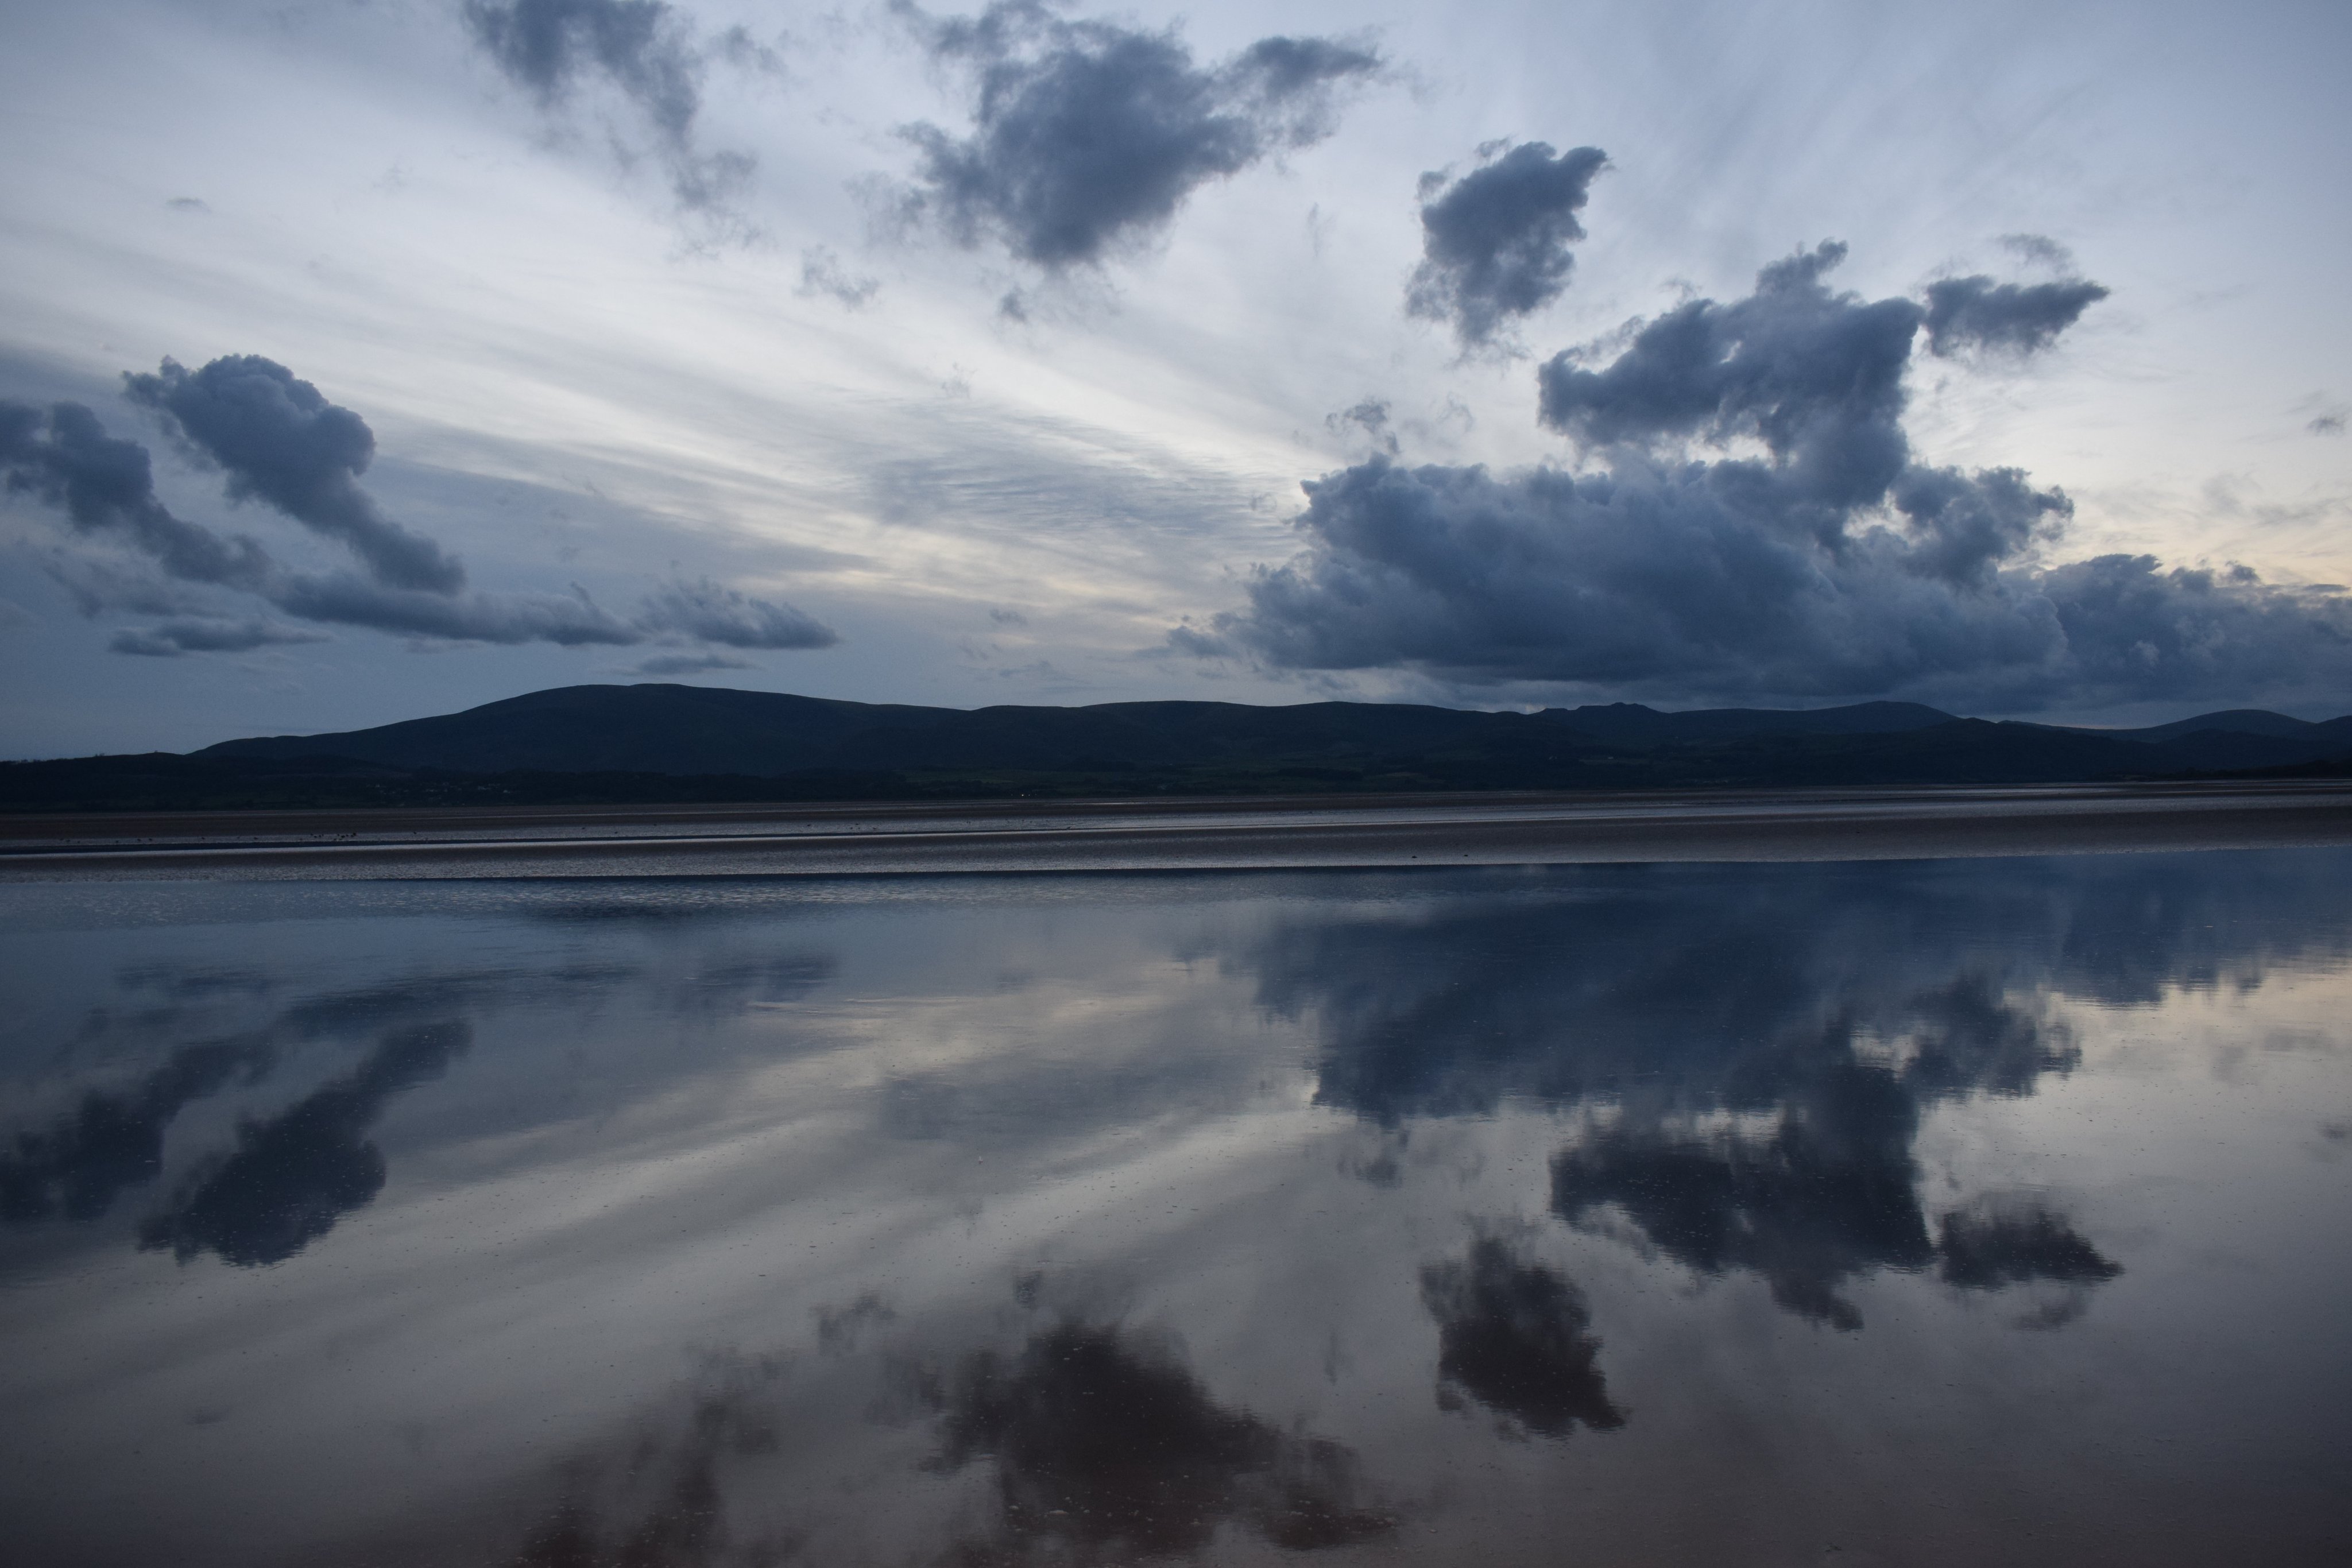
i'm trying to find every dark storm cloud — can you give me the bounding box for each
[463,0,753,216]
[1194,238,2349,709]
[896,1,1379,267]
[1,398,277,590]
[1922,274,2111,356]
[925,1319,1393,1555]
[1418,1234,1624,1437]
[638,578,838,649]
[1210,452,2074,698]
[6,372,834,657]
[2036,554,2352,700]
[123,355,466,593]
[1537,242,1922,504]
[1407,141,1608,348]
[107,617,330,657]
[138,1020,470,1267]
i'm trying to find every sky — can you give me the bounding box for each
[1,0,2347,755]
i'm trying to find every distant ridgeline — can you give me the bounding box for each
[6,684,2352,812]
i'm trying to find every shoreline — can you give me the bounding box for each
[5,781,2351,880]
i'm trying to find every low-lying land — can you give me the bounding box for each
[6,683,2351,815]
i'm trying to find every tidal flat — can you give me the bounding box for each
[3,843,2350,1565]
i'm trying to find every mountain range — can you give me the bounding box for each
[6,684,2351,812]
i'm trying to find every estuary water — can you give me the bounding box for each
[3,851,2350,1565]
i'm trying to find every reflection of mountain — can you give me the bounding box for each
[0,1039,274,1224]
[1420,1236,1623,1437]
[1244,855,2322,1327]
[138,1020,469,1267]
[927,1321,1394,1560]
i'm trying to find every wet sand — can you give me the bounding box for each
[5,781,2351,878]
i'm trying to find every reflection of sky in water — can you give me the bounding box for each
[2,854,2350,1565]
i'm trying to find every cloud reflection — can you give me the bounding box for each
[1,1038,275,1224]
[924,1319,1394,1559]
[507,1353,792,1568]
[1419,1234,1624,1437]
[138,1020,470,1267]
[1550,1064,1937,1330]
[1238,859,2297,1327]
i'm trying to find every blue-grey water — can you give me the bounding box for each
[3,853,2350,1565]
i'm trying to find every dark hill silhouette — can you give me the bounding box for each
[3,685,2349,812]
[1536,700,1955,745]
[2110,709,2338,744]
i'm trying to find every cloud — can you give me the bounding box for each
[1186,238,2352,709]
[637,578,838,649]
[124,356,466,592]
[1922,274,2110,356]
[896,1,1379,268]
[627,651,756,677]
[2,398,277,590]
[1998,232,2076,271]
[2035,554,2352,700]
[1537,242,1921,505]
[1326,397,1398,454]
[2311,414,2346,437]
[1418,1235,1624,1436]
[1407,142,1608,348]
[7,375,838,657]
[711,21,784,76]
[270,572,643,645]
[107,617,331,657]
[463,0,755,219]
[797,245,880,309]
[32,535,641,649]
[1201,455,2073,699]
[164,196,210,214]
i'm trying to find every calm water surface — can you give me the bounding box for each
[3,853,2350,1566]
